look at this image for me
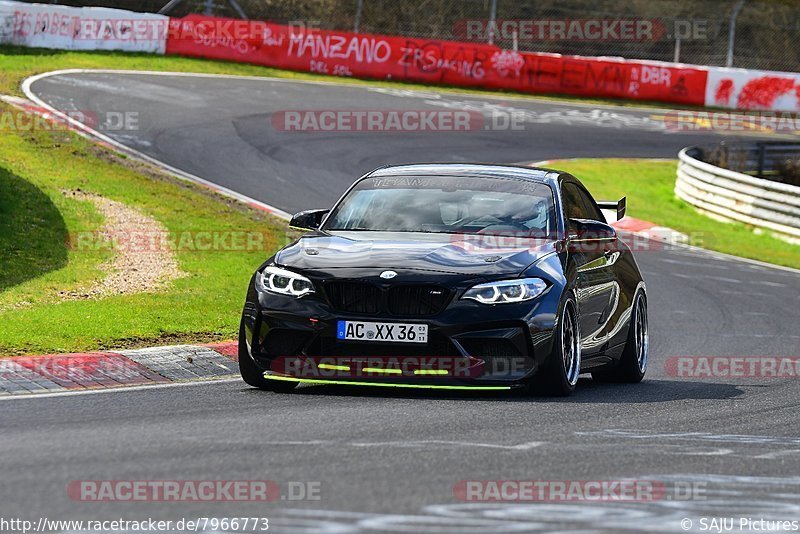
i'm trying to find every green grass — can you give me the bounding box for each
[0,102,292,356]
[556,159,800,269]
[0,44,706,110]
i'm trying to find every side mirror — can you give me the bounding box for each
[290,209,329,231]
[568,218,617,241]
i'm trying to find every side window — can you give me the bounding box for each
[561,183,590,222]
[573,186,605,222]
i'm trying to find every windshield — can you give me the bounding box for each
[323,175,556,236]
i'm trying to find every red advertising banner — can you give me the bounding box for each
[166,15,707,106]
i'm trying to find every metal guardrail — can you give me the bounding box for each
[676,145,800,243]
[691,142,800,178]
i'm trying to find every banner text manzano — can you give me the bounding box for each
[166,15,708,107]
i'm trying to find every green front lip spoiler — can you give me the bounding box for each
[263,373,513,391]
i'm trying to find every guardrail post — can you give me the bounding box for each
[487,0,498,45]
[354,0,364,33]
[228,0,247,19]
[158,0,184,15]
[726,0,747,67]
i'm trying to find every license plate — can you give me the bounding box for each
[337,321,428,343]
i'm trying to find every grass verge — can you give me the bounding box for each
[0,100,292,356]
[555,159,800,270]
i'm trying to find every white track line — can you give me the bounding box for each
[21,70,292,220]
[19,68,668,221]
[0,377,242,402]
[21,70,800,277]
[22,67,713,114]
[19,70,800,277]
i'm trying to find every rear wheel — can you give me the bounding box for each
[238,319,297,392]
[530,295,581,396]
[592,291,648,383]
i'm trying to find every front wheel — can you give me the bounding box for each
[530,295,581,396]
[238,319,297,392]
[592,291,648,383]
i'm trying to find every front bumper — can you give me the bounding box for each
[261,373,520,391]
[241,276,560,387]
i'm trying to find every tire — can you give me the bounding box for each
[592,291,648,383]
[530,294,581,396]
[238,319,297,392]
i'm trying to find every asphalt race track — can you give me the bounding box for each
[2,71,799,533]
[27,71,748,213]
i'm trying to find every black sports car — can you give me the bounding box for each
[238,164,648,396]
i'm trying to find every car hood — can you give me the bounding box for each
[276,231,558,278]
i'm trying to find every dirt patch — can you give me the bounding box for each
[94,331,235,352]
[61,190,185,300]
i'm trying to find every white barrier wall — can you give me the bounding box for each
[676,148,800,243]
[0,1,167,54]
[705,66,800,113]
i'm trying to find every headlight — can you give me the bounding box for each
[462,278,547,304]
[256,265,315,297]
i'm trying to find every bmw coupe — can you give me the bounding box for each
[238,164,648,396]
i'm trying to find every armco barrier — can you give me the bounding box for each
[0,0,168,54]
[676,146,800,243]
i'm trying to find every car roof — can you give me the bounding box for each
[367,163,562,187]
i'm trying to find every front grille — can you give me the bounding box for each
[459,338,522,360]
[325,282,381,314]
[388,285,451,316]
[324,282,452,317]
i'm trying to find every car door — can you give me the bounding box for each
[562,181,619,356]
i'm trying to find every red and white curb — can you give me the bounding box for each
[529,159,689,245]
[0,342,238,396]
[611,216,690,244]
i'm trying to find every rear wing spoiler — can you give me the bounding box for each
[597,197,626,221]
